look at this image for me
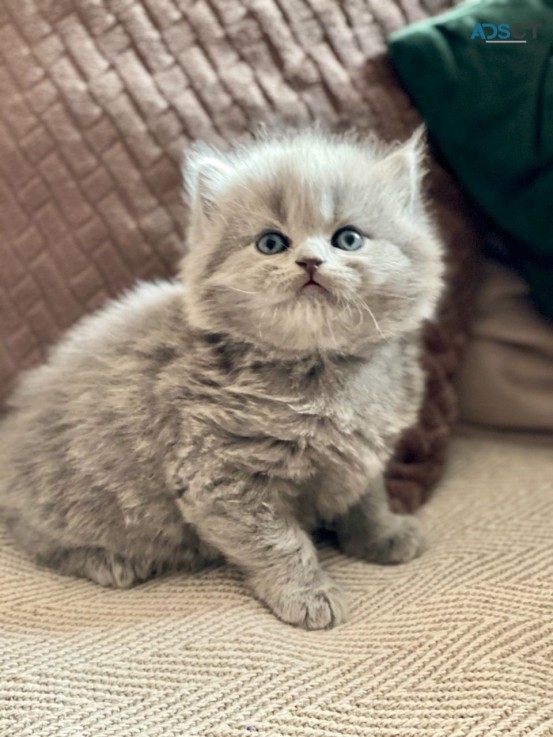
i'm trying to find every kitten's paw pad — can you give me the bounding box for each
[263,575,348,630]
[369,515,426,565]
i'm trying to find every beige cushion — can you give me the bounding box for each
[457,261,553,432]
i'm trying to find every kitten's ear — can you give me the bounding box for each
[183,143,233,219]
[377,127,427,215]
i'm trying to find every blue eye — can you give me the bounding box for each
[256,231,289,255]
[331,227,364,251]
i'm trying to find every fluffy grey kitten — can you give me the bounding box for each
[0,127,444,629]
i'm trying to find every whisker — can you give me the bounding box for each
[226,285,259,295]
[365,304,388,343]
[351,294,389,343]
[323,305,338,348]
[361,302,389,343]
[257,307,268,341]
[352,300,365,330]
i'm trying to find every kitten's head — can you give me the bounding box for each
[181,127,444,355]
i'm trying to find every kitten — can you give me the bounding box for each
[0,127,444,629]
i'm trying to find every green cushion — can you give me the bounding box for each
[388,0,553,320]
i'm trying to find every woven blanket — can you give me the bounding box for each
[0,0,481,509]
[2,430,553,736]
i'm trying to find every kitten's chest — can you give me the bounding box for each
[208,381,374,485]
[260,384,382,482]
[280,398,383,524]
[185,341,420,492]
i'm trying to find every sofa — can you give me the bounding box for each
[1,1,552,734]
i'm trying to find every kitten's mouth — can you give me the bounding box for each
[301,278,326,292]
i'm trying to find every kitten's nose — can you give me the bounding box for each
[295,257,323,276]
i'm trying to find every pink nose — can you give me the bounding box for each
[295,257,323,276]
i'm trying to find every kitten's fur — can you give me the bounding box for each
[0,128,444,629]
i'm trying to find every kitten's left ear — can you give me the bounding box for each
[183,142,233,220]
[378,126,427,215]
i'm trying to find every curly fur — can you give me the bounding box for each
[0,128,444,628]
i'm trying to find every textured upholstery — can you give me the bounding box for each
[2,431,553,736]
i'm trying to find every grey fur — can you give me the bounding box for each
[0,128,444,629]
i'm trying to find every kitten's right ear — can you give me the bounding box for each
[183,143,233,219]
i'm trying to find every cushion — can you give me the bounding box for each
[456,259,553,432]
[388,0,553,321]
[0,0,482,511]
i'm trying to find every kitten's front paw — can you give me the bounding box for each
[344,514,426,565]
[255,573,348,630]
